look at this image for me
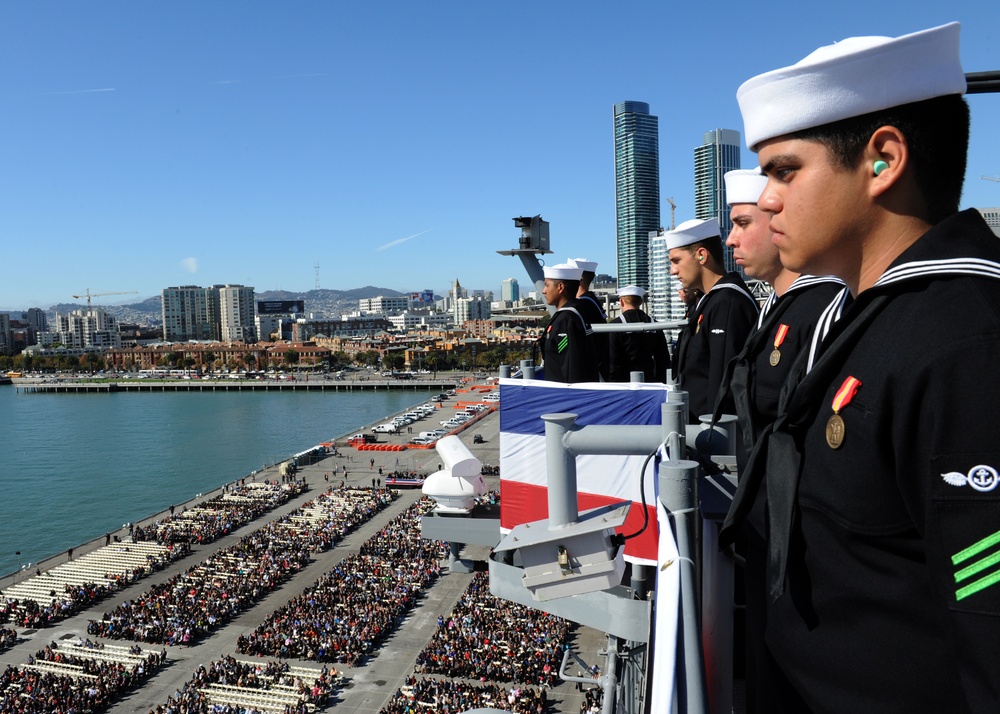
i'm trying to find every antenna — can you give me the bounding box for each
[315,261,321,289]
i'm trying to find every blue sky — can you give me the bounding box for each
[1,1,998,310]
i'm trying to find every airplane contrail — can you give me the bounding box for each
[47,88,116,95]
[377,228,433,252]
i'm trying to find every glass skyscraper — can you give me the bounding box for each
[614,101,660,290]
[694,129,741,273]
[500,277,520,303]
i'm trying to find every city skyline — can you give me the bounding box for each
[2,3,998,308]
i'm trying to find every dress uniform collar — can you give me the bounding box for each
[757,275,845,329]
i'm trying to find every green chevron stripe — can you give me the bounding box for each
[954,550,1000,583]
[952,529,1000,565]
[956,570,1000,601]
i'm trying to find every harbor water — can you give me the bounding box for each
[0,384,437,577]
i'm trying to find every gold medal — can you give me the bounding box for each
[825,413,845,449]
[827,375,862,450]
[770,324,790,367]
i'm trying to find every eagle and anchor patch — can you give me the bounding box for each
[941,465,999,492]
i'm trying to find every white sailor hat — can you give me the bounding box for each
[725,167,768,206]
[665,218,721,250]
[618,285,646,299]
[543,263,583,281]
[738,22,966,149]
[567,257,598,273]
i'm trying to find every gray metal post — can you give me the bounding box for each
[602,635,619,714]
[499,364,511,379]
[660,458,707,714]
[630,371,645,383]
[520,359,536,380]
[541,413,580,528]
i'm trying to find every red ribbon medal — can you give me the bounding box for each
[769,324,790,366]
[826,375,861,449]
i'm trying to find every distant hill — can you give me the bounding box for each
[255,286,409,302]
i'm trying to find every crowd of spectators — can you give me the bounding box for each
[132,481,303,545]
[0,641,167,713]
[1,547,189,631]
[147,655,337,714]
[237,497,450,666]
[88,488,395,645]
[414,571,569,685]
[0,481,295,634]
[381,676,550,714]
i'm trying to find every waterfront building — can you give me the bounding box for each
[293,316,392,340]
[614,101,661,290]
[358,296,410,316]
[41,307,122,350]
[694,129,742,273]
[219,285,257,343]
[161,286,221,342]
[500,278,520,303]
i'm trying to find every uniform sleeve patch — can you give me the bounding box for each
[953,528,1000,601]
[934,500,1000,614]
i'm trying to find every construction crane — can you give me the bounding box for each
[982,176,1000,183]
[72,289,138,308]
[664,197,676,230]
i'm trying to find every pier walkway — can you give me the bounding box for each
[13,377,460,394]
[0,398,608,714]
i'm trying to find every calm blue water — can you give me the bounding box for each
[0,385,437,577]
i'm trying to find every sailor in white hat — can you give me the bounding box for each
[539,263,599,383]
[667,217,758,423]
[567,257,610,380]
[722,23,1000,712]
[712,167,845,714]
[607,285,669,383]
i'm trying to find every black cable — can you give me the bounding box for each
[621,446,658,541]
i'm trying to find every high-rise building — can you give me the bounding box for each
[500,278,520,303]
[162,286,220,342]
[455,296,492,325]
[647,230,686,341]
[44,308,121,350]
[614,101,660,290]
[0,313,11,355]
[694,129,742,273]
[218,285,257,343]
[162,284,255,342]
